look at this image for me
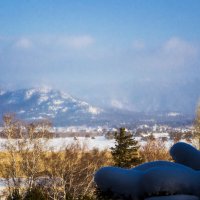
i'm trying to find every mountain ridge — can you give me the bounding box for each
[0,87,102,126]
[0,87,194,127]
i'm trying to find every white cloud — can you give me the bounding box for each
[132,40,145,50]
[110,99,134,110]
[58,35,95,49]
[14,38,33,49]
[159,38,198,68]
[133,37,199,69]
[163,37,196,55]
[95,158,200,199]
[111,99,124,109]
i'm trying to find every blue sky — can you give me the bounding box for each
[0,0,200,109]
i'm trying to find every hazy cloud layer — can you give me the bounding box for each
[13,38,33,49]
[0,35,199,110]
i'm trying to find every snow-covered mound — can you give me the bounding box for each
[95,166,143,199]
[145,195,199,200]
[95,162,200,199]
[0,87,102,126]
[170,142,200,170]
[141,166,199,197]
[95,142,200,200]
[134,160,187,171]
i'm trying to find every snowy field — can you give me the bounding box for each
[0,136,116,151]
[0,135,182,151]
[46,136,116,150]
[45,135,178,150]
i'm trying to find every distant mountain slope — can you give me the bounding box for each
[0,87,102,126]
[114,79,200,115]
[0,86,195,127]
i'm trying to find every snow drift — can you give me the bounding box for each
[94,142,200,200]
[170,142,200,170]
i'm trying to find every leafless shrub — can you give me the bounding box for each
[0,114,112,199]
[0,114,51,198]
[42,144,112,199]
[140,138,172,162]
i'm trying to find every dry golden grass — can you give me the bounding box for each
[0,149,112,177]
[140,139,172,162]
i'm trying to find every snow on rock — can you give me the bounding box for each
[62,107,68,112]
[170,142,200,170]
[53,100,64,105]
[25,87,51,100]
[0,87,103,126]
[38,95,49,104]
[94,167,144,199]
[95,142,200,199]
[61,92,73,100]
[25,89,36,100]
[79,101,89,106]
[141,165,200,197]
[134,160,192,171]
[88,106,101,115]
[36,86,52,94]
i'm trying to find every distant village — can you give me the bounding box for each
[49,123,194,143]
[0,123,194,152]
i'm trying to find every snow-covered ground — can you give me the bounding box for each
[0,136,116,151]
[0,134,192,151]
[46,136,116,150]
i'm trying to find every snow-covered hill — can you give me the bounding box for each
[0,87,102,126]
[0,87,193,127]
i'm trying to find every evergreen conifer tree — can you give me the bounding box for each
[111,127,142,168]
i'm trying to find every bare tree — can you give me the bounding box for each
[0,114,24,197]
[0,114,51,198]
[140,138,171,162]
[194,103,200,149]
[0,114,112,199]
[42,144,112,200]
